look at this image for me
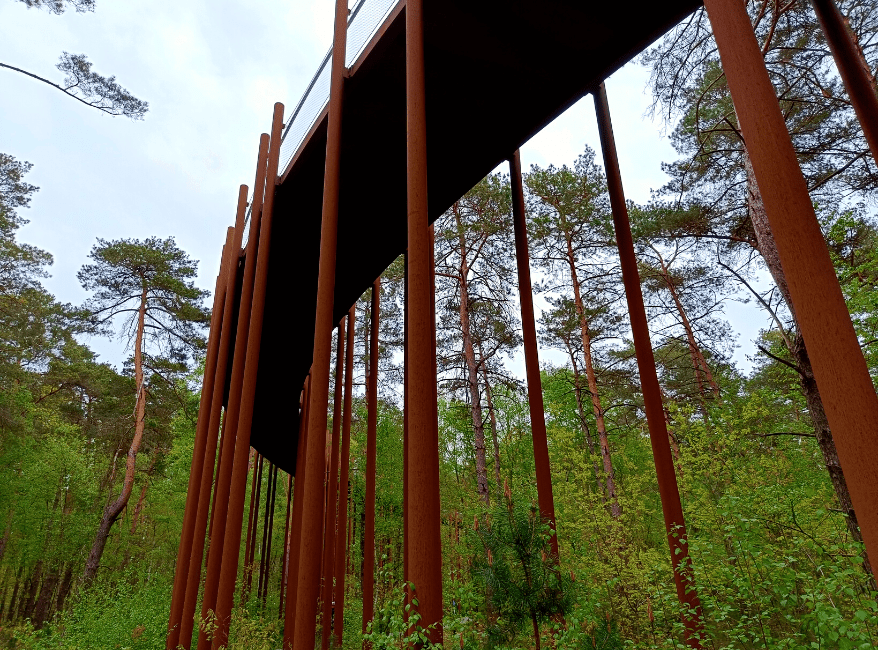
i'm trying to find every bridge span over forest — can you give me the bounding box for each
[165,0,878,647]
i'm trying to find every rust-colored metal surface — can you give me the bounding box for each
[283,376,310,648]
[278,473,293,619]
[213,102,285,650]
[320,321,346,650]
[810,0,878,164]
[242,453,261,604]
[333,307,356,646]
[178,186,249,650]
[509,149,559,559]
[261,464,279,607]
[362,279,379,639]
[405,0,443,642]
[594,83,703,647]
[705,0,878,577]
[196,134,270,650]
[166,230,233,649]
[291,0,349,646]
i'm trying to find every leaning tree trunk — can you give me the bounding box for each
[454,206,490,506]
[82,284,149,586]
[564,233,621,518]
[745,151,873,580]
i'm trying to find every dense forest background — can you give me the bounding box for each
[2,1,878,648]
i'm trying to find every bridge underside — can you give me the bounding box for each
[250,0,701,473]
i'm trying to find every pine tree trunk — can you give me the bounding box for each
[454,205,490,506]
[479,348,503,488]
[83,284,149,586]
[55,564,73,614]
[650,246,720,401]
[564,234,620,517]
[32,565,59,629]
[744,151,873,580]
[5,565,22,622]
[129,453,158,534]
[21,561,42,621]
[564,342,604,496]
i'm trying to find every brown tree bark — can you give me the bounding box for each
[479,344,503,489]
[744,151,872,579]
[55,564,73,614]
[20,561,42,620]
[647,244,720,402]
[129,452,158,534]
[4,565,22,622]
[453,203,490,506]
[562,226,621,517]
[83,284,149,586]
[31,565,59,629]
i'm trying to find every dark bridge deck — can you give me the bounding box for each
[250,0,701,472]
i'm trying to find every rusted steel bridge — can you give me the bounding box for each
[166,0,878,648]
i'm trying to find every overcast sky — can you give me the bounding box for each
[0,0,768,372]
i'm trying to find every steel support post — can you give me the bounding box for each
[178,186,251,650]
[508,150,560,558]
[705,0,878,577]
[258,461,273,603]
[284,376,311,646]
[406,0,443,641]
[291,0,347,645]
[362,279,380,640]
[809,0,878,164]
[278,474,293,619]
[167,228,234,649]
[333,307,356,646]
[212,101,285,650]
[242,453,261,603]
[321,321,346,650]
[195,134,271,650]
[594,83,703,647]
[262,464,279,607]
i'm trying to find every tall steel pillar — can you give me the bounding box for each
[278,473,293,619]
[167,225,234,649]
[594,83,703,647]
[178,184,251,650]
[809,0,878,164]
[508,150,560,558]
[705,0,878,582]
[405,0,443,642]
[283,375,311,645]
[333,306,356,646]
[196,133,270,650]
[362,279,380,640]
[321,321,346,650]
[290,0,348,645]
[212,101,285,649]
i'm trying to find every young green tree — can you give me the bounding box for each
[77,237,208,585]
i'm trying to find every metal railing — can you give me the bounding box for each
[276,0,401,177]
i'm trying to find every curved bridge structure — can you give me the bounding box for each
[166,0,878,648]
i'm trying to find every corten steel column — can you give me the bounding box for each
[810,0,878,164]
[508,150,560,559]
[196,131,271,650]
[321,321,346,650]
[594,83,703,647]
[213,101,285,650]
[291,0,347,645]
[261,464,279,607]
[333,306,356,647]
[278,474,293,619]
[705,0,878,579]
[362,279,380,639]
[242,453,261,603]
[167,228,234,649]
[178,185,251,650]
[284,376,311,645]
[205,417,230,560]
[257,461,273,603]
[248,456,264,598]
[406,0,443,642]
